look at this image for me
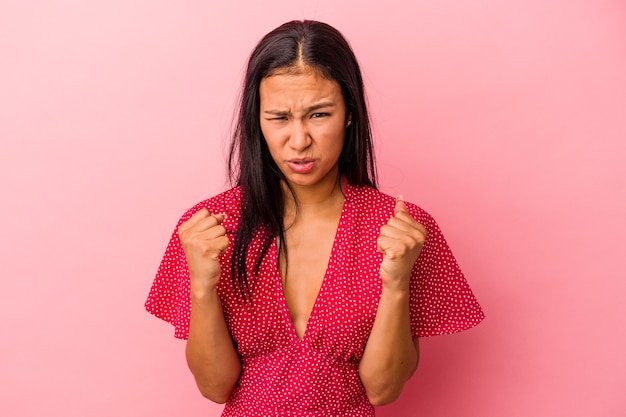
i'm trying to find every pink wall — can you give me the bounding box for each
[1,1,624,416]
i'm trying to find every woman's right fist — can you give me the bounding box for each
[178,208,229,292]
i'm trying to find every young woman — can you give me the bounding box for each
[146,20,484,417]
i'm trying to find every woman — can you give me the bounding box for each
[146,20,484,417]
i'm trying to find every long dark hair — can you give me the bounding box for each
[228,20,377,301]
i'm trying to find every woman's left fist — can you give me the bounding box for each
[376,196,427,290]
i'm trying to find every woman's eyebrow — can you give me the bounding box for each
[263,101,337,116]
[305,102,336,112]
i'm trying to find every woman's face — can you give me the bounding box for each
[259,69,348,191]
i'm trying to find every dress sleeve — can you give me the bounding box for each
[408,208,485,337]
[144,213,194,340]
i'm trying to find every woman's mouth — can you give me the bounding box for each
[287,159,315,174]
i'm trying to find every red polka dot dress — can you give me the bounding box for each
[145,184,484,416]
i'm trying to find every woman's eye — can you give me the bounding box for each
[311,112,328,119]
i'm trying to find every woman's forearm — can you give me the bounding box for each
[358,284,419,406]
[186,285,241,404]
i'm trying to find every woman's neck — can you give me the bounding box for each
[282,176,345,222]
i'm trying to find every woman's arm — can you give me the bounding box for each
[179,209,241,403]
[359,196,426,406]
[358,285,419,406]
[186,287,241,403]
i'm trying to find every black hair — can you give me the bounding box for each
[227,20,377,301]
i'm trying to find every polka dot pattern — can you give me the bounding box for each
[145,184,484,416]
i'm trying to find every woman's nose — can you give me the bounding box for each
[288,121,311,150]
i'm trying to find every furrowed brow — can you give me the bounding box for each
[262,102,336,117]
[263,109,291,116]
[305,102,336,113]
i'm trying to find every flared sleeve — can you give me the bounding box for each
[144,187,241,340]
[144,212,194,340]
[407,206,485,337]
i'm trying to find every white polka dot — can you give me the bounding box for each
[145,184,485,416]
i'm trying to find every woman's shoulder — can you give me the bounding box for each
[177,186,243,225]
[346,184,435,226]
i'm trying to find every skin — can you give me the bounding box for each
[179,210,240,403]
[179,67,427,406]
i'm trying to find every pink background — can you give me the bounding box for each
[1,1,625,416]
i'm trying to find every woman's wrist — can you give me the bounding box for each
[380,276,411,295]
[190,280,220,302]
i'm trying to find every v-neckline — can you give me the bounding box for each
[274,190,350,342]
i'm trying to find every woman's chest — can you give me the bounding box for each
[221,232,384,363]
[220,196,389,362]
[280,214,340,340]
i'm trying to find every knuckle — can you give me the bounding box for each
[178,230,190,244]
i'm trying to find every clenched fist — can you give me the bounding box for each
[377,196,427,290]
[178,208,229,294]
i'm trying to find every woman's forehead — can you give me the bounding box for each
[266,63,331,81]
